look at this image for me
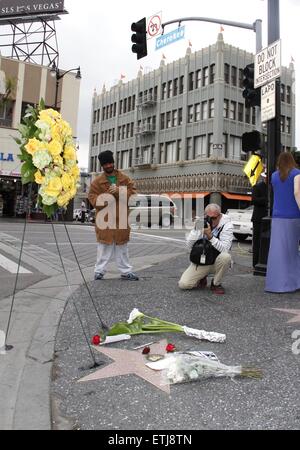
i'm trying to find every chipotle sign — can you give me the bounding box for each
[0,1,65,17]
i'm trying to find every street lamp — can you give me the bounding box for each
[50,62,82,109]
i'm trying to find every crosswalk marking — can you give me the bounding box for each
[0,254,32,274]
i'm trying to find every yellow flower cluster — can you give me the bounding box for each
[24,108,80,208]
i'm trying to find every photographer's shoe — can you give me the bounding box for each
[94,272,104,280]
[121,272,139,281]
[195,276,207,289]
[210,280,225,295]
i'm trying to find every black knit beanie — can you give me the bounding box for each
[98,150,114,166]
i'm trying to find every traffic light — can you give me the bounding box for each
[242,63,260,107]
[131,18,147,60]
[242,130,263,153]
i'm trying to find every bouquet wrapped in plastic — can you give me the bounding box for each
[161,351,262,385]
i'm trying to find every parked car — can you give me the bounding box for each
[88,208,96,223]
[129,194,178,228]
[226,205,253,241]
[73,208,90,222]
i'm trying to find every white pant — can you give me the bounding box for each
[178,252,231,289]
[95,243,133,275]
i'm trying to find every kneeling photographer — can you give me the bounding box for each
[178,203,233,295]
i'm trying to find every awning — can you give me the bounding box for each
[163,192,210,199]
[222,192,252,201]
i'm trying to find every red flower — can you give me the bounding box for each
[166,343,176,352]
[92,335,101,345]
[142,346,150,355]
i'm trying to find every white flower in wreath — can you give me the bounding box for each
[39,191,57,206]
[35,120,52,142]
[32,149,52,170]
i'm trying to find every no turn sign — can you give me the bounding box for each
[147,12,162,40]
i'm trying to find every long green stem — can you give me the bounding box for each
[144,314,182,328]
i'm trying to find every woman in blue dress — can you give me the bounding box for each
[265,152,300,293]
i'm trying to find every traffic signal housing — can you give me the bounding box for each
[242,130,263,153]
[131,18,147,60]
[242,63,261,108]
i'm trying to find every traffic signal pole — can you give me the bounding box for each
[254,0,281,276]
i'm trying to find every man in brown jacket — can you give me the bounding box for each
[88,150,139,281]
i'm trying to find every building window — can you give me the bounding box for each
[224,63,230,83]
[172,109,178,127]
[128,97,132,111]
[102,107,105,121]
[201,101,208,120]
[223,134,228,158]
[160,113,165,130]
[208,134,214,157]
[166,111,171,128]
[238,103,244,122]
[280,83,285,102]
[159,143,165,164]
[166,141,177,163]
[209,64,215,84]
[245,107,251,124]
[195,103,201,122]
[286,86,291,104]
[194,135,207,158]
[231,66,237,86]
[223,99,229,118]
[112,128,115,142]
[286,116,291,134]
[238,68,244,88]
[93,110,97,124]
[101,131,104,144]
[209,99,214,118]
[187,137,193,160]
[229,135,241,160]
[188,72,194,91]
[280,115,285,132]
[167,80,173,98]
[122,125,126,140]
[195,69,201,88]
[178,108,183,125]
[126,123,130,138]
[121,150,129,169]
[132,96,136,110]
[179,75,184,94]
[119,100,123,115]
[188,105,194,123]
[162,83,167,100]
[177,139,182,161]
[173,78,178,96]
[229,101,236,120]
[202,67,208,86]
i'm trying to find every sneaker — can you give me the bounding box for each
[210,280,225,295]
[121,272,139,281]
[94,272,104,280]
[194,276,208,289]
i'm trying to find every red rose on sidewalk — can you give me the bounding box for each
[142,346,150,355]
[166,343,176,352]
[92,335,101,345]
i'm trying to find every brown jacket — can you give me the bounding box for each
[88,170,137,245]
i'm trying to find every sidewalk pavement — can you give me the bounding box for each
[1,247,300,430]
[51,253,300,430]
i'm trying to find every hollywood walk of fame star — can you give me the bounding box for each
[273,308,300,324]
[78,339,170,394]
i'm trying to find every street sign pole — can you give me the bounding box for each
[254,0,281,277]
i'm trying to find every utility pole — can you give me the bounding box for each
[254,0,281,276]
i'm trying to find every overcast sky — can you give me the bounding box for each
[55,0,299,168]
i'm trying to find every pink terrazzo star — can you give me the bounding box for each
[273,308,300,324]
[78,339,170,394]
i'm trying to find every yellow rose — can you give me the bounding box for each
[61,173,73,190]
[34,170,45,184]
[70,166,80,178]
[69,187,77,198]
[53,155,64,167]
[63,145,77,161]
[57,191,71,207]
[25,138,42,155]
[44,177,62,198]
[48,140,62,157]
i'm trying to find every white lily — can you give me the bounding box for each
[127,308,144,324]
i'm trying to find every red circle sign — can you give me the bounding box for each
[148,15,161,37]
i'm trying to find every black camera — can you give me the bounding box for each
[203,216,213,228]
